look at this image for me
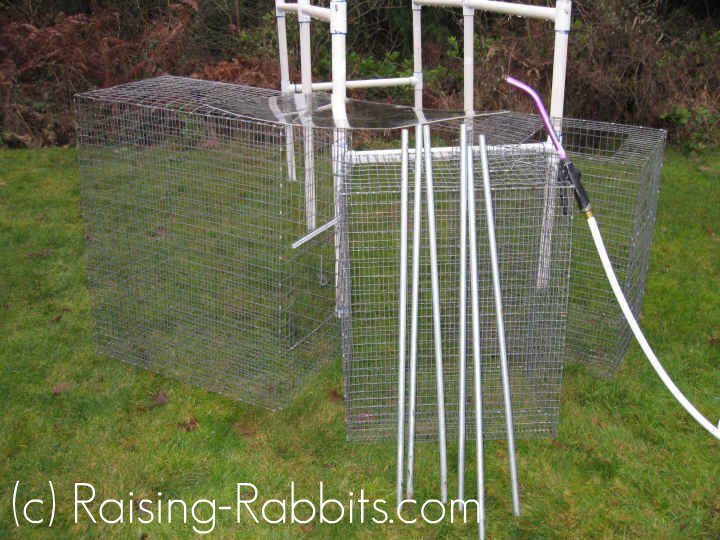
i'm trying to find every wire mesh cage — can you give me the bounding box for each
[340,117,574,442]
[562,119,666,376]
[75,76,340,409]
[75,75,664,433]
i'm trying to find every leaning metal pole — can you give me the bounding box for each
[465,125,486,540]
[423,124,448,504]
[396,129,410,503]
[478,134,521,516]
[406,124,423,497]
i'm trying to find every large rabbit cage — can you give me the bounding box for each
[75,75,665,441]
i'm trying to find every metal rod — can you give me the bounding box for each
[457,124,469,501]
[422,124,448,504]
[396,129,410,503]
[290,217,338,249]
[479,134,521,516]
[466,128,486,540]
[406,125,423,498]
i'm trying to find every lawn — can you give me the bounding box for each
[0,146,718,538]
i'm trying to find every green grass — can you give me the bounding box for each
[1,146,719,538]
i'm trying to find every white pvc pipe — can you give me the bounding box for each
[535,1,571,286]
[298,0,316,229]
[277,1,331,21]
[330,0,349,128]
[299,3,331,21]
[549,0,570,122]
[423,125,448,504]
[396,130,410,503]
[290,76,416,92]
[416,0,555,21]
[275,3,297,183]
[463,5,475,117]
[465,127,486,540]
[457,125,469,501]
[412,1,424,113]
[275,2,299,13]
[332,128,349,312]
[348,142,548,165]
[587,215,720,441]
[479,134,521,516]
[406,125,423,497]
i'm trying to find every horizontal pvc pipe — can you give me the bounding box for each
[348,142,548,164]
[290,76,417,93]
[276,2,298,12]
[277,2,331,22]
[415,0,555,21]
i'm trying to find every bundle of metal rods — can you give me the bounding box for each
[395,124,522,538]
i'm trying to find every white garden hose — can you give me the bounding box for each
[507,75,720,441]
[587,214,720,439]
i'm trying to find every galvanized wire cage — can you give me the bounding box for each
[75,76,340,409]
[75,76,664,436]
[562,119,665,376]
[340,117,574,442]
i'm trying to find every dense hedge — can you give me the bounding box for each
[0,0,717,148]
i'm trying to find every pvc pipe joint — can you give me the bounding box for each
[330,0,347,34]
[554,0,571,32]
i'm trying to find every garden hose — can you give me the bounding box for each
[507,75,720,440]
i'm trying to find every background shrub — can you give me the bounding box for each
[0,0,717,147]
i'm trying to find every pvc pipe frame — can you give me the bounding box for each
[416,0,555,21]
[289,77,416,93]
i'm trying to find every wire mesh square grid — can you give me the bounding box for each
[75,74,664,422]
[340,116,575,442]
[75,76,340,409]
[561,119,666,376]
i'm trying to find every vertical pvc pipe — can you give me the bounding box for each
[275,3,297,183]
[457,125,469,502]
[423,125,448,504]
[406,125,423,498]
[330,0,348,308]
[330,0,349,128]
[396,130,410,504]
[333,128,349,315]
[298,0,316,230]
[537,0,571,288]
[479,135,521,516]
[549,0,571,123]
[412,1,424,114]
[466,128,485,540]
[463,5,475,117]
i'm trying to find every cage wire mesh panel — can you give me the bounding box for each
[561,119,666,376]
[341,117,574,442]
[75,73,664,420]
[75,76,339,409]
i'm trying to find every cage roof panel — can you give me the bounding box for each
[75,75,469,130]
